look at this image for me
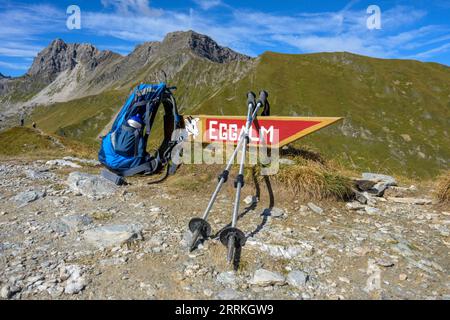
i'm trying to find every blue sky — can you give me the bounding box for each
[0,0,449,77]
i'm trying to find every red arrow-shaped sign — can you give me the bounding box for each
[185,115,343,148]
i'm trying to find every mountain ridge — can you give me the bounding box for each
[0,30,449,178]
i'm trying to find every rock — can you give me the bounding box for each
[354,190,369,204]
[203,289,214,297]
[286,270,309,288]
[61,265,86,294]
[180,230,193,248]
[11,190,45,206]
[354,179,377,191]
[243,195,257,205]
[267,207,285,218]
[246,240,308,259]
[149,206,162,213]
[250,269,286,286]
[400,134,411,142]
[307,202,324,214]
[63,156,100,166]
[365,206,381,215]
[399,274,408,281]
[66,172,118,198]
[25,169,54,180]
[84,224,143,248]
[299,205,309,213]
[216,271,237,286]
[46,159,81,168]
[370,182,390,197]
[361,173,397,186]
[387,197,432,205]
[376,259,394,267]
[345,202,365,211]
[1,284,21,299]
[216,288,241,300]
[59,215,93,232]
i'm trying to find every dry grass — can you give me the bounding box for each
[272,157,354,201]
[169,146,354,202]
[434,170,450,204]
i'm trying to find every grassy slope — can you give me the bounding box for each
[194,52,450,179]
[26,51,450,179]
[0,127,96,159]
[30,90,128,146]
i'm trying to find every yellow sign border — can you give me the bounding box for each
[190,115,343,148]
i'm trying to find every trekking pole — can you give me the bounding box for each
[188,92,258,251]
[219,90,269,264]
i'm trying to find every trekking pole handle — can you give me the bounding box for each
[247,91,256,107]
[257,90,268,107]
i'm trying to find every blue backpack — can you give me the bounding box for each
[98,83,184,184]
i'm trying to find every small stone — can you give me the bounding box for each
[46,159,81,168]
[1,285,21,299]
[268,207,285,218]
[203,289,214,297]
[345,202,365,211]
[387,197,432,205]
[354,191,369,204]
[216,271,237,286]
[376,259,395,267]
[250,269,286,286]
[399,274,408,281]
[286,270,309,288]
[149,206,162,213]
[365,206,381,215]
[338,277,350,284]
[299,205,309,213]
[307,202,324,214]
[243,195,257,205]
[216,288,241,300]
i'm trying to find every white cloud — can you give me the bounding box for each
[100,0,162,16]
[0,61,30,71]
[411,43,450,59]
[193,0,222,10]
[0,0,449,73]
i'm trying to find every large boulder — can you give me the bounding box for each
[361,173,397,186]
[11,190,46,207]
[84,224,143,248]
[357,173,398,196]
[66,172,118,198]
[249,269,286,286]
[54,215,93,233]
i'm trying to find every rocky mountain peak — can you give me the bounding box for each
[162,30,251,63]
[0,72,10,79]
[27,39,113,83]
